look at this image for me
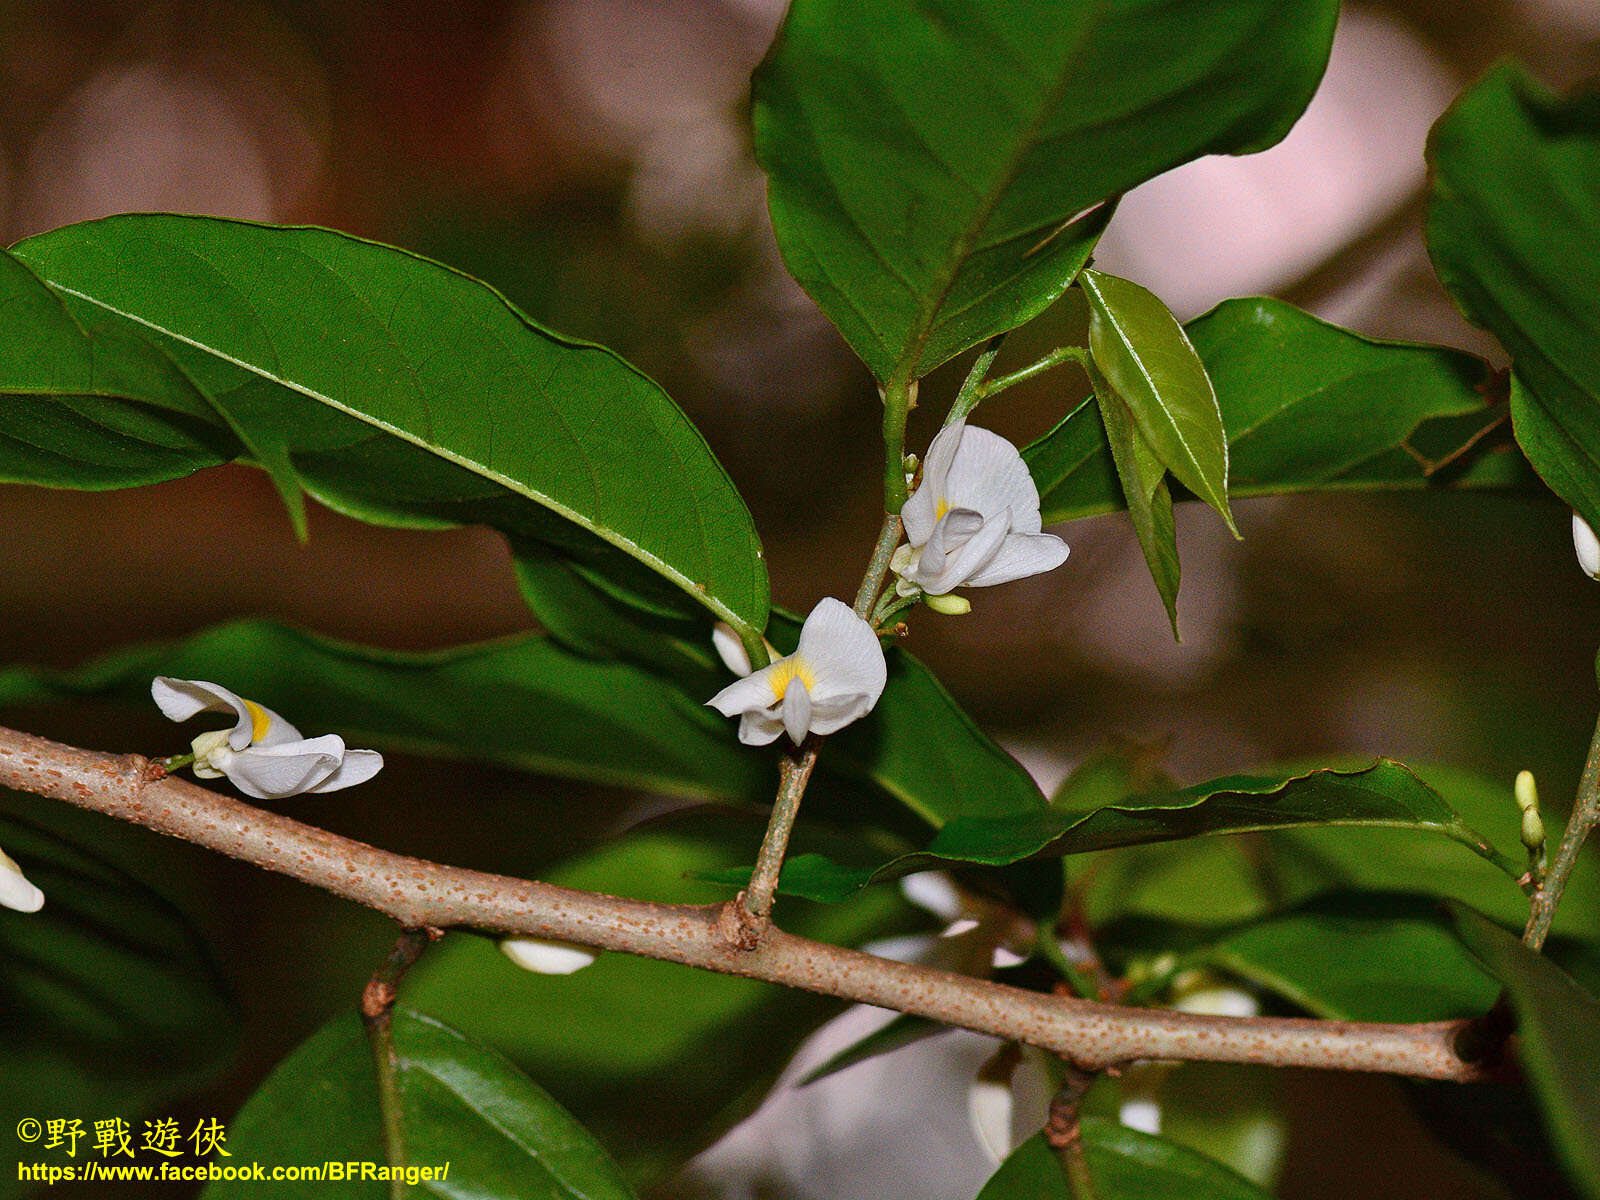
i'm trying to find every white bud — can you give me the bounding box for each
[1574,512,1600,580]
[500,937,598,975]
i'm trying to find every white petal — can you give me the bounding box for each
[962,530,1070,587]
[902,420,966,546]
[912,509,1010,594]
[151,677,302,749]
[712,622,754,676]
[780,678,813,746]
[500,937,598,975]
[222,736,346,799]
[707,668,783,719]
[968,1075,1014,1166]
[793,598,887,707]
[943,425,1045,533]
[306,749,384,793]
[806,691,876,736]
[737,710,785,746]
[1173,985,1259,1018]
[1575,512,1600,580]
[0,847,43,913]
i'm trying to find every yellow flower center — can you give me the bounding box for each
[242,699,272,744]
[935,496,950,521]
[766,656,817,703]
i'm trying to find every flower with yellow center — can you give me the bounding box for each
[707,598,887,747]
[152,677,384,800]
[893,418,1069,596]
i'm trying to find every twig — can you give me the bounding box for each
[853,512,905,620]
[0,724,1494,1082]
[1045,1066,1099,1200]
[882,377,918,512]
[737,743,819,942]
[945,335,1007,426]
[1524,708,1600,950]
[360,927,435,1199]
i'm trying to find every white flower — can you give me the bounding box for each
[1575,512,1600,580]
[0,844,43,913]
[894,419,1069,596]
[152,677,384,800]
[707,598,887,747]
[500,936,598,975]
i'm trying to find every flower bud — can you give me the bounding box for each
[500,937,598,975]
[924,593,971,616]
[1574,513,1600,580]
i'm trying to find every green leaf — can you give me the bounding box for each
[1447,903,1600,1199]
[203,1008,636,1199]
[1027,297,1522,525]
[1200,891,1499,1023]
[0,804,238,1183]
[1426,63,1600,533]
[401,813,920,1184]
[976,1120,1272,1200]
[753,0,1337,384]
[4,215,768,639]
[0,619,767,803]
[1081,270,1236,534]
[739,760,1520,903]
[1091,363,1183,633]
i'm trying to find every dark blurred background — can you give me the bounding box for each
[2,1,1598,1197]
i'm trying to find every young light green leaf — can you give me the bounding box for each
[5,215,769,640]
[203,1008,637,1200]
[1026,297,1524,525]
[1080,270,1236,534]
[976,1120,1272,1200]
[0,805,238,1172]
[1092,358,1182,634]
[1447,903,1600,1200]
[1427,63,1600,534]
[753,0,1337,384]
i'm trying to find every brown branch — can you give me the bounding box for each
[361,927,436,1200]
[0,724,1493,1082]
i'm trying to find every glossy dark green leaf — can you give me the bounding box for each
[1426,63,1600,532]
[0,805,237,1189]
[1092,361,1182,633]
[0,619,766,803]
[976,1120,1272,1200]
[401,813,920,1184]
[1204,892,1499,1023]
[1447,904,1600,1199]
[203,1008,635,1199]
[737,760,1519,903]
[5,215,768,640]
[1027,297,1524,525]
[1081,270,1235,533]
[753,0,1337,384]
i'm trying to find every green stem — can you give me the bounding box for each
[741,744,820,926]
[979,345,1088,402]
[882,377,917,512]
[361,927,434,1199]
[1524,708,1600,950]
[854,513,905,620]
[871,591,919,630]
[1034,926,1104,1002]
[945,334,1007,426]
[158,752,196,772]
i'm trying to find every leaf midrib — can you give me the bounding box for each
[37,279,754,635]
